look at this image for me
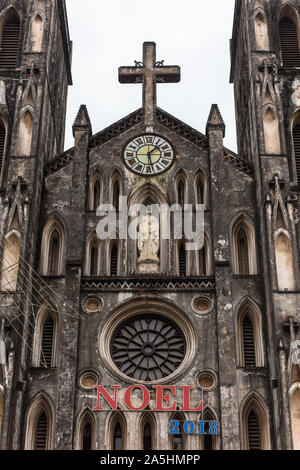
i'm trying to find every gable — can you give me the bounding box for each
[46,106,253,179]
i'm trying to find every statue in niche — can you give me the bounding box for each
[137,204,160,274]
[292,79,300,106]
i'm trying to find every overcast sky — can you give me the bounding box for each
[64,0,237,152]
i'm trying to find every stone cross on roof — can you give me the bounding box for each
[119,42,181,128]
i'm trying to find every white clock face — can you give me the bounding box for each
[123,134,175,176]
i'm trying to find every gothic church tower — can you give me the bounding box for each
[230,0,300,450]
[0,0,72,449]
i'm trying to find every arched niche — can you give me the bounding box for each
[290,386,300,450]
[18,110,33,156]
[275,231,295,291]
[263,108,281,154]
[30,14,43,52]
[254,12,270,50]
[1,232,20,291]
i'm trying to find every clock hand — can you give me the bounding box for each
[149,146,159,155]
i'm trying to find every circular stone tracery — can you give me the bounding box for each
[110,315,186,382]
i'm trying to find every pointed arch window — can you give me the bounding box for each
[241,395,271,450]
[93,180,101,210]
[41,219,65,276]
[195,172,206,207]
[90,173,102,211]
[143,421,152,450]
[279,15,300,68]
[82,421,91,450]
[78,411,95,450]
[232,216,257,275]
[0,10,20,68]
[112,180,120,212]
[292,113,300,184]
[242,314,256,367]
[48,229,60,276]
[237,228,250,275]
[247,409,260,450]
[25,398,53,450]
[1,232,20,291]
[177,179,185,207]
[32,306,58,369]
[0,118,6,177]
[178,242,186,276]
[18,111,33,156]
[201,410,217,450]
[40,311,54,368]
[170,413,185,450]
[30,14,43,52]
[88,236,100,277]
[198,246,206,276]
[113,422,123,450]
[34,410,48,450]
[236,300,264,368]
[109,242,119,276]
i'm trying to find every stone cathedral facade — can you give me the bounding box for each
[0,0,299,451]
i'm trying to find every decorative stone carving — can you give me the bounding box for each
[137,206,160,273]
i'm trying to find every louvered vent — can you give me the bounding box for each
[0,16,20,69]
[279,17,300,68]
[248,410,260,450]
[34,411,48,450]
[110,244,118,276]
[179,244,186,276]
[243,315,256,367]
[293,124,300,184]
[40,314,54,368]
[0,120,5,175]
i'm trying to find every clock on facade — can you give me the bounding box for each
[123,134,175,176]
